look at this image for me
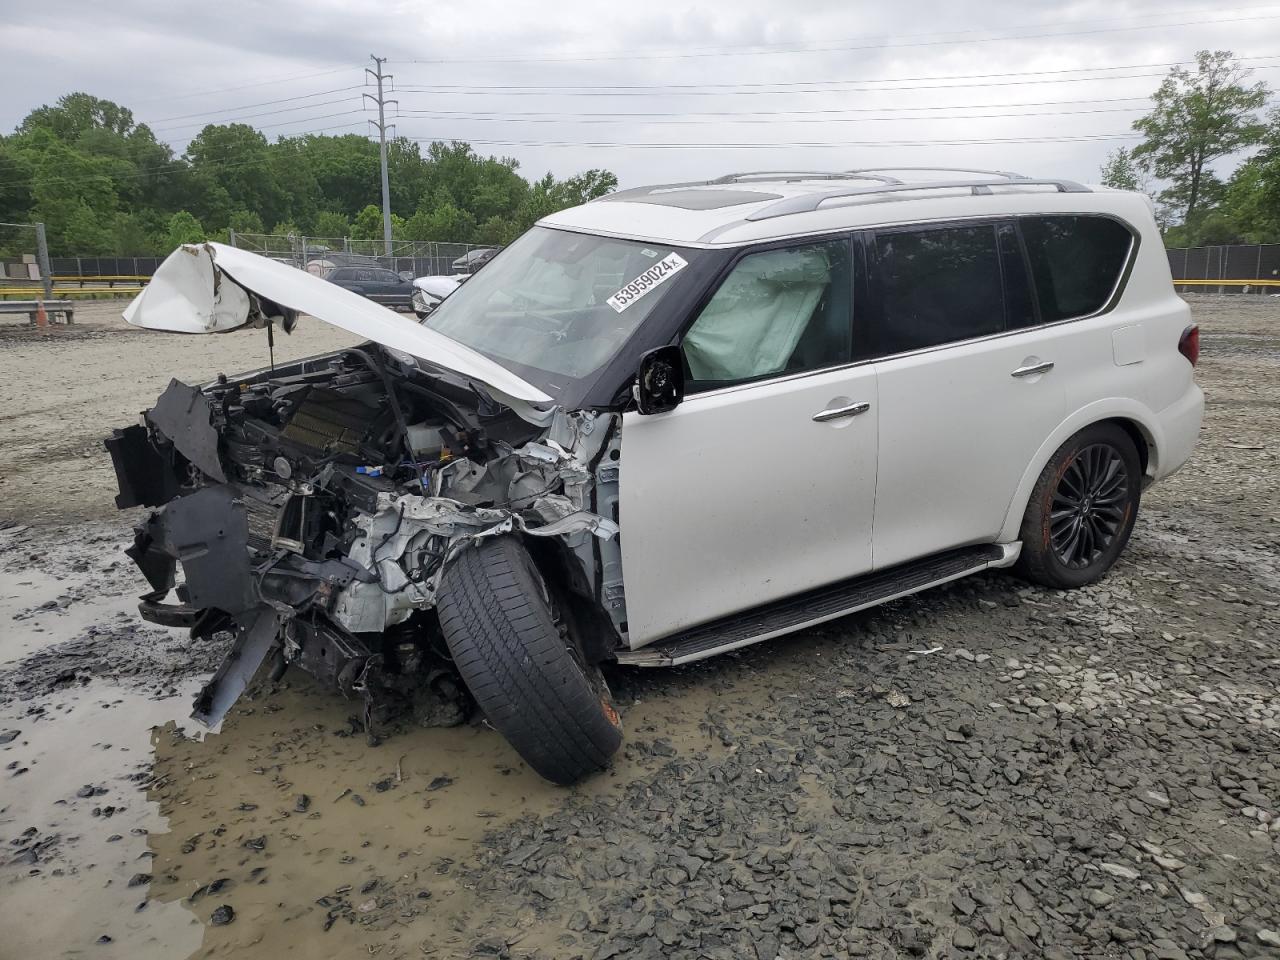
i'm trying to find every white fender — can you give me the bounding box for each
[997,398,1164,543]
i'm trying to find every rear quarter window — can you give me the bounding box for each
[1020,216,1134,322]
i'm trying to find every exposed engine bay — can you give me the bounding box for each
[105,344,622,733]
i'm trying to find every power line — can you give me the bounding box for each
[150,98,364,134]
[165,110,370,143]
[393,106,1151,126]
[392,55,1280,94]
[390,95,1154,118]
[394,65,1280,99]
[406,133,1141,150]
[127,66,358,104]
[144,85,365,124]
[390,11,1280,64]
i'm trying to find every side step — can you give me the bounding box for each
[616,544,1011,667]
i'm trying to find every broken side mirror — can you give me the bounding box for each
[634,345,684,415]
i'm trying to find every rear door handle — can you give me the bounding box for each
[812,401,871,422]
[1011,360,1054,378]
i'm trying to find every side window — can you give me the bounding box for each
[375,269,400,282]
[1020,216,1134,322]
[356,269,374,282]
[682,239,851,389]
[873,224,1004,356]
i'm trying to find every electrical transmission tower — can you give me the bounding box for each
[365,55,398,257]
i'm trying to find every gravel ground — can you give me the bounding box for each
[0,296,1277,960]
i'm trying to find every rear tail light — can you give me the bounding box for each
[1178,324,1200,366]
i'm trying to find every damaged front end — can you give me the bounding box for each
[106,245,620,731]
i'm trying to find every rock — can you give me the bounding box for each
[1153,855,1186,871]
[1099,862,1139,880]
[1258,930,1280,947]
[294,794,310,813]
[127,873,151,887]
[210,905,234,926]
[529,878,565,901]
[952,892,978,916]
[954,927,977,950]
[1145,790,1172,809]
[0,730,19,744]
[1207,925,1236,943]
[1087,889,1114,907]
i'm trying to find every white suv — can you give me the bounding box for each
[108,168,1203,784]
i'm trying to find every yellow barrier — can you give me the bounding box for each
[1174,278,1280,286]
[0,287,139,298]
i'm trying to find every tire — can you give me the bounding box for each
[1015,422,1142,590]
[435,535,622,785]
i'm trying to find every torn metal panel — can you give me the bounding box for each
[154,485,255,615]
[146,379,226,482]
[104,424,183,508]
[191,610,281,727]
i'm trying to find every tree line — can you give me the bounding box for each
[2,51,1276,258]
[1100,50,1278,247]
[0,93,617,257]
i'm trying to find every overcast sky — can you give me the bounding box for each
[3,1,1279,188]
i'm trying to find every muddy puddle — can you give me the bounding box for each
[0,521,740,959]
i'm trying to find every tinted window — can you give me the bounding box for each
[998,222,1037,329]
[874,225,1004,355]
[328,269,352,282]
[682,239,851,389]
[1021,216,1133,321]
[373,269,400,282]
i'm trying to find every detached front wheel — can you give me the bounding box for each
[436,535,622,785]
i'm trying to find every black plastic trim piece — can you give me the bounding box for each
[642,544,1002,662]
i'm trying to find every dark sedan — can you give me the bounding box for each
[326,265,414,310]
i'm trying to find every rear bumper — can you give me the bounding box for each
[1152,382,1204,481]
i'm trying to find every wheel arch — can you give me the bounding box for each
[997,399,1163,543]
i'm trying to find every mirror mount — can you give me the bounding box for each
[633,345,684,415]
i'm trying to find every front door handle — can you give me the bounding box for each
[1011,360,1055,378]
[812,401,871,422]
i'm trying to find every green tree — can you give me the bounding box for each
[311,210,351,239]
[165,210,205,247]
[1132,50,1270,225]
[350,204,385,241]
[1099,148,1147,192]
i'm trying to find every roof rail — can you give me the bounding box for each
[601,170,900,203]
[711,170,902,185]
[844,166,1031,180]
[745,177,1091,221]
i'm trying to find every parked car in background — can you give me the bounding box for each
[411,274,463,319]
[451,247,498,273]
[326,264,415,310]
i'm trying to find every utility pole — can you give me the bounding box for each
[365,55,397,258]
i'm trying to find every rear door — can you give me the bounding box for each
[618,236,879,647]
[868,220,1068,569]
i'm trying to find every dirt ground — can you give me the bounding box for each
[1,296,1278,960]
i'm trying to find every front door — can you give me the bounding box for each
[617,237,879,648]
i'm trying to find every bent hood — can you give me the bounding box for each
[124,242,551,404]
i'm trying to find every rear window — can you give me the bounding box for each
[1020,216,1133,322]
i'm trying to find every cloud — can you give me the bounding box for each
[2,0,1277,186]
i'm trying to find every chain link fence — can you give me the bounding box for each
[227,232,491,279]
[1167,243,1280,294]
[0,221,54,302]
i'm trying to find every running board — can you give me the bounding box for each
[616,543,1015,667]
